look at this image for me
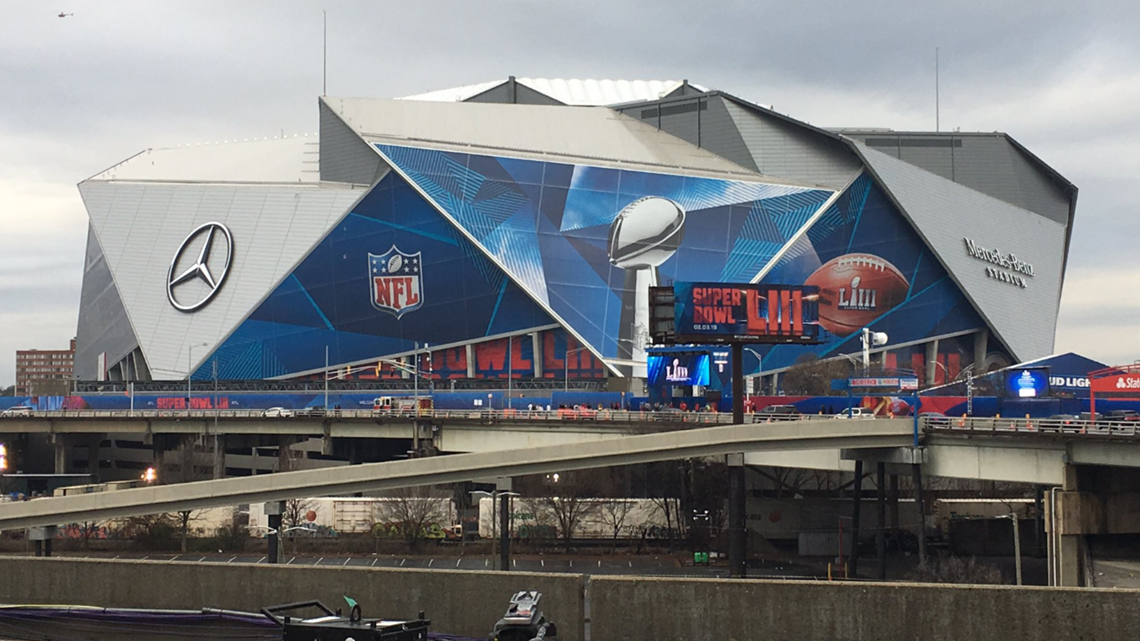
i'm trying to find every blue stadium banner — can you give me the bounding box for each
[673,282,821,344]
[647,353,711,387]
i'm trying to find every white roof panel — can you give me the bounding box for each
[323,96,800,182]
[398,78,706,106]
[88,137,321,184]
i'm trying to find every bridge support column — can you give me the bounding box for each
[727,453,746,578]
[213,435,225,479]
[87,438,101,482]
[888,473,899,536]
[497,477,512,572]
[51,435,69,475]
[277,436,296,473]
[265,501,284,564]
[912,463,927,566]
[876,462,887,580]
[728,343,747,578]
[850,460,864,577]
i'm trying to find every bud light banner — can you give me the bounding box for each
[647,353,711,387]
[673,283,821,344]
[1004,368,1050,398]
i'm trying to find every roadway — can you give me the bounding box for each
[0,418,915,530]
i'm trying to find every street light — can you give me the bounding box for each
[565,345,590,393]
[187,342,209,408]
[860,328,888,374]
[470,489,521,570]
[743,347,763,396]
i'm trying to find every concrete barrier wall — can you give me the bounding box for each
[0,558,584,641]
[591,575,1140,641]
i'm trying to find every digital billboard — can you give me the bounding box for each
[1004,368,1050,398]
[672,283,820,344]
[647,353,711,387]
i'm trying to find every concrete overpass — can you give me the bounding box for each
[0,418,915,531]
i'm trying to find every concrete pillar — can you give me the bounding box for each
[876,462,887,581]
[888,474,900,533]
[496,477,512,572]
[212,435,225,479]
[465,345,476,378]
[87,438,101,482]
[53,437,68,475]
[277,435,296,473]
[727,452,746,578]
[1056,465,1082,586]
[925,340,939,386]
[912,464,927,566]
[973,329,989,371]
[531,332,543,378]
[850,460,864,577]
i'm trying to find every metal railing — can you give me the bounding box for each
[0,407,821,425]
[920,415,1140,438]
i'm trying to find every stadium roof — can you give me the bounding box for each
[399,78,706,106]
[86,136,327,185]
[322,96,804,181]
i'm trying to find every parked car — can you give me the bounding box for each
[918,411,949,426]
[1104,410,1140,422]
[1049,414,1079,425]
[834,407,876,419]
[1078,412,1104,422]
[296,406,326,418]
[0,406,33,417]
[755,404,799,420]
[263,407,294,418]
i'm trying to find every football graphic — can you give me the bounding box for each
[804,253,908,336]
[607,196,686,269]
[387,254,403,274]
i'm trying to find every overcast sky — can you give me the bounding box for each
[1,1,1138,387]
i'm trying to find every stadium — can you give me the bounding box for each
[75,77,1077,394]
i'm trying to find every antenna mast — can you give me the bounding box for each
[935,47,940,132]
[322,10,327,96]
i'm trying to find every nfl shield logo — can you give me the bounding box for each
[369,246,423,319]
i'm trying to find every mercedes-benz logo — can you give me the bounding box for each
[166,222,234,312]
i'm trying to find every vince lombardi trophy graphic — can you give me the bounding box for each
[607,196,686,376]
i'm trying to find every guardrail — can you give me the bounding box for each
[920,415,1140,438]
[0,408,818,425]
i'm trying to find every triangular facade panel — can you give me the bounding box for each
[374,143,834,361]
[80,180,366,378]
[753,172,988,371]
[854,143,1066,361]
[206,172,562,379]
[74,223,141,380]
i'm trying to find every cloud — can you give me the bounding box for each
[0,0,1137,384]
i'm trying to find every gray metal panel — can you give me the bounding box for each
[723,101,861,190]
[463,83,513,103]
[80,180,366,379]
[855,143,1066,361]
[616,97,759,171]
[74,224,140,380]
[324,97,777,181]
[699,97,760,172]
[465,83,564,106]
[850,134,1071,225]
[953,136,1070,225]
[318,100,387,185]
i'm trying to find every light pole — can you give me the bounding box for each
[564,345,590,393]
[187,342,209,408]
[507,336,512,410]
[743,347,763,397]
[470,489,521,571]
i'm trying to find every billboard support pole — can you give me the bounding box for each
[728,343,747,578]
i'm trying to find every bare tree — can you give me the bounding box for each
[597,499,636,553]
[782,354,852,396]
[536,473,601,552]
[372,487,451,552]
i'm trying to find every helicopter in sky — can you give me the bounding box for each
[58,12,73,18]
